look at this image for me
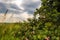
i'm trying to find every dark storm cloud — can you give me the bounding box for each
[21,0,41,14]
[0,0,41,14]
[0,2,7,13]
[0,2,21,14]
[9,4,21,10]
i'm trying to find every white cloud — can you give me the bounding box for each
[10,0,23,9]
[19,12,33,20]
[13,12,33,21]
[32,0,40,2]
[0,12,33,22]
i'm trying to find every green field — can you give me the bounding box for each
[0,22,60,40]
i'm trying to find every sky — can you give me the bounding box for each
[0,0,41,22]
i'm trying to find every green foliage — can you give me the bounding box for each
[33,0,60,40]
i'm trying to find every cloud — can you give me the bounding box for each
[0,0,41,22]
[19,12,33,20]
[12,12,33,21]
[21,0,41,14]
[0,2,22,14]
[0,0,41,14]
[0,0,14,3]
[0,2,7,13]
[0,12,33,22]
